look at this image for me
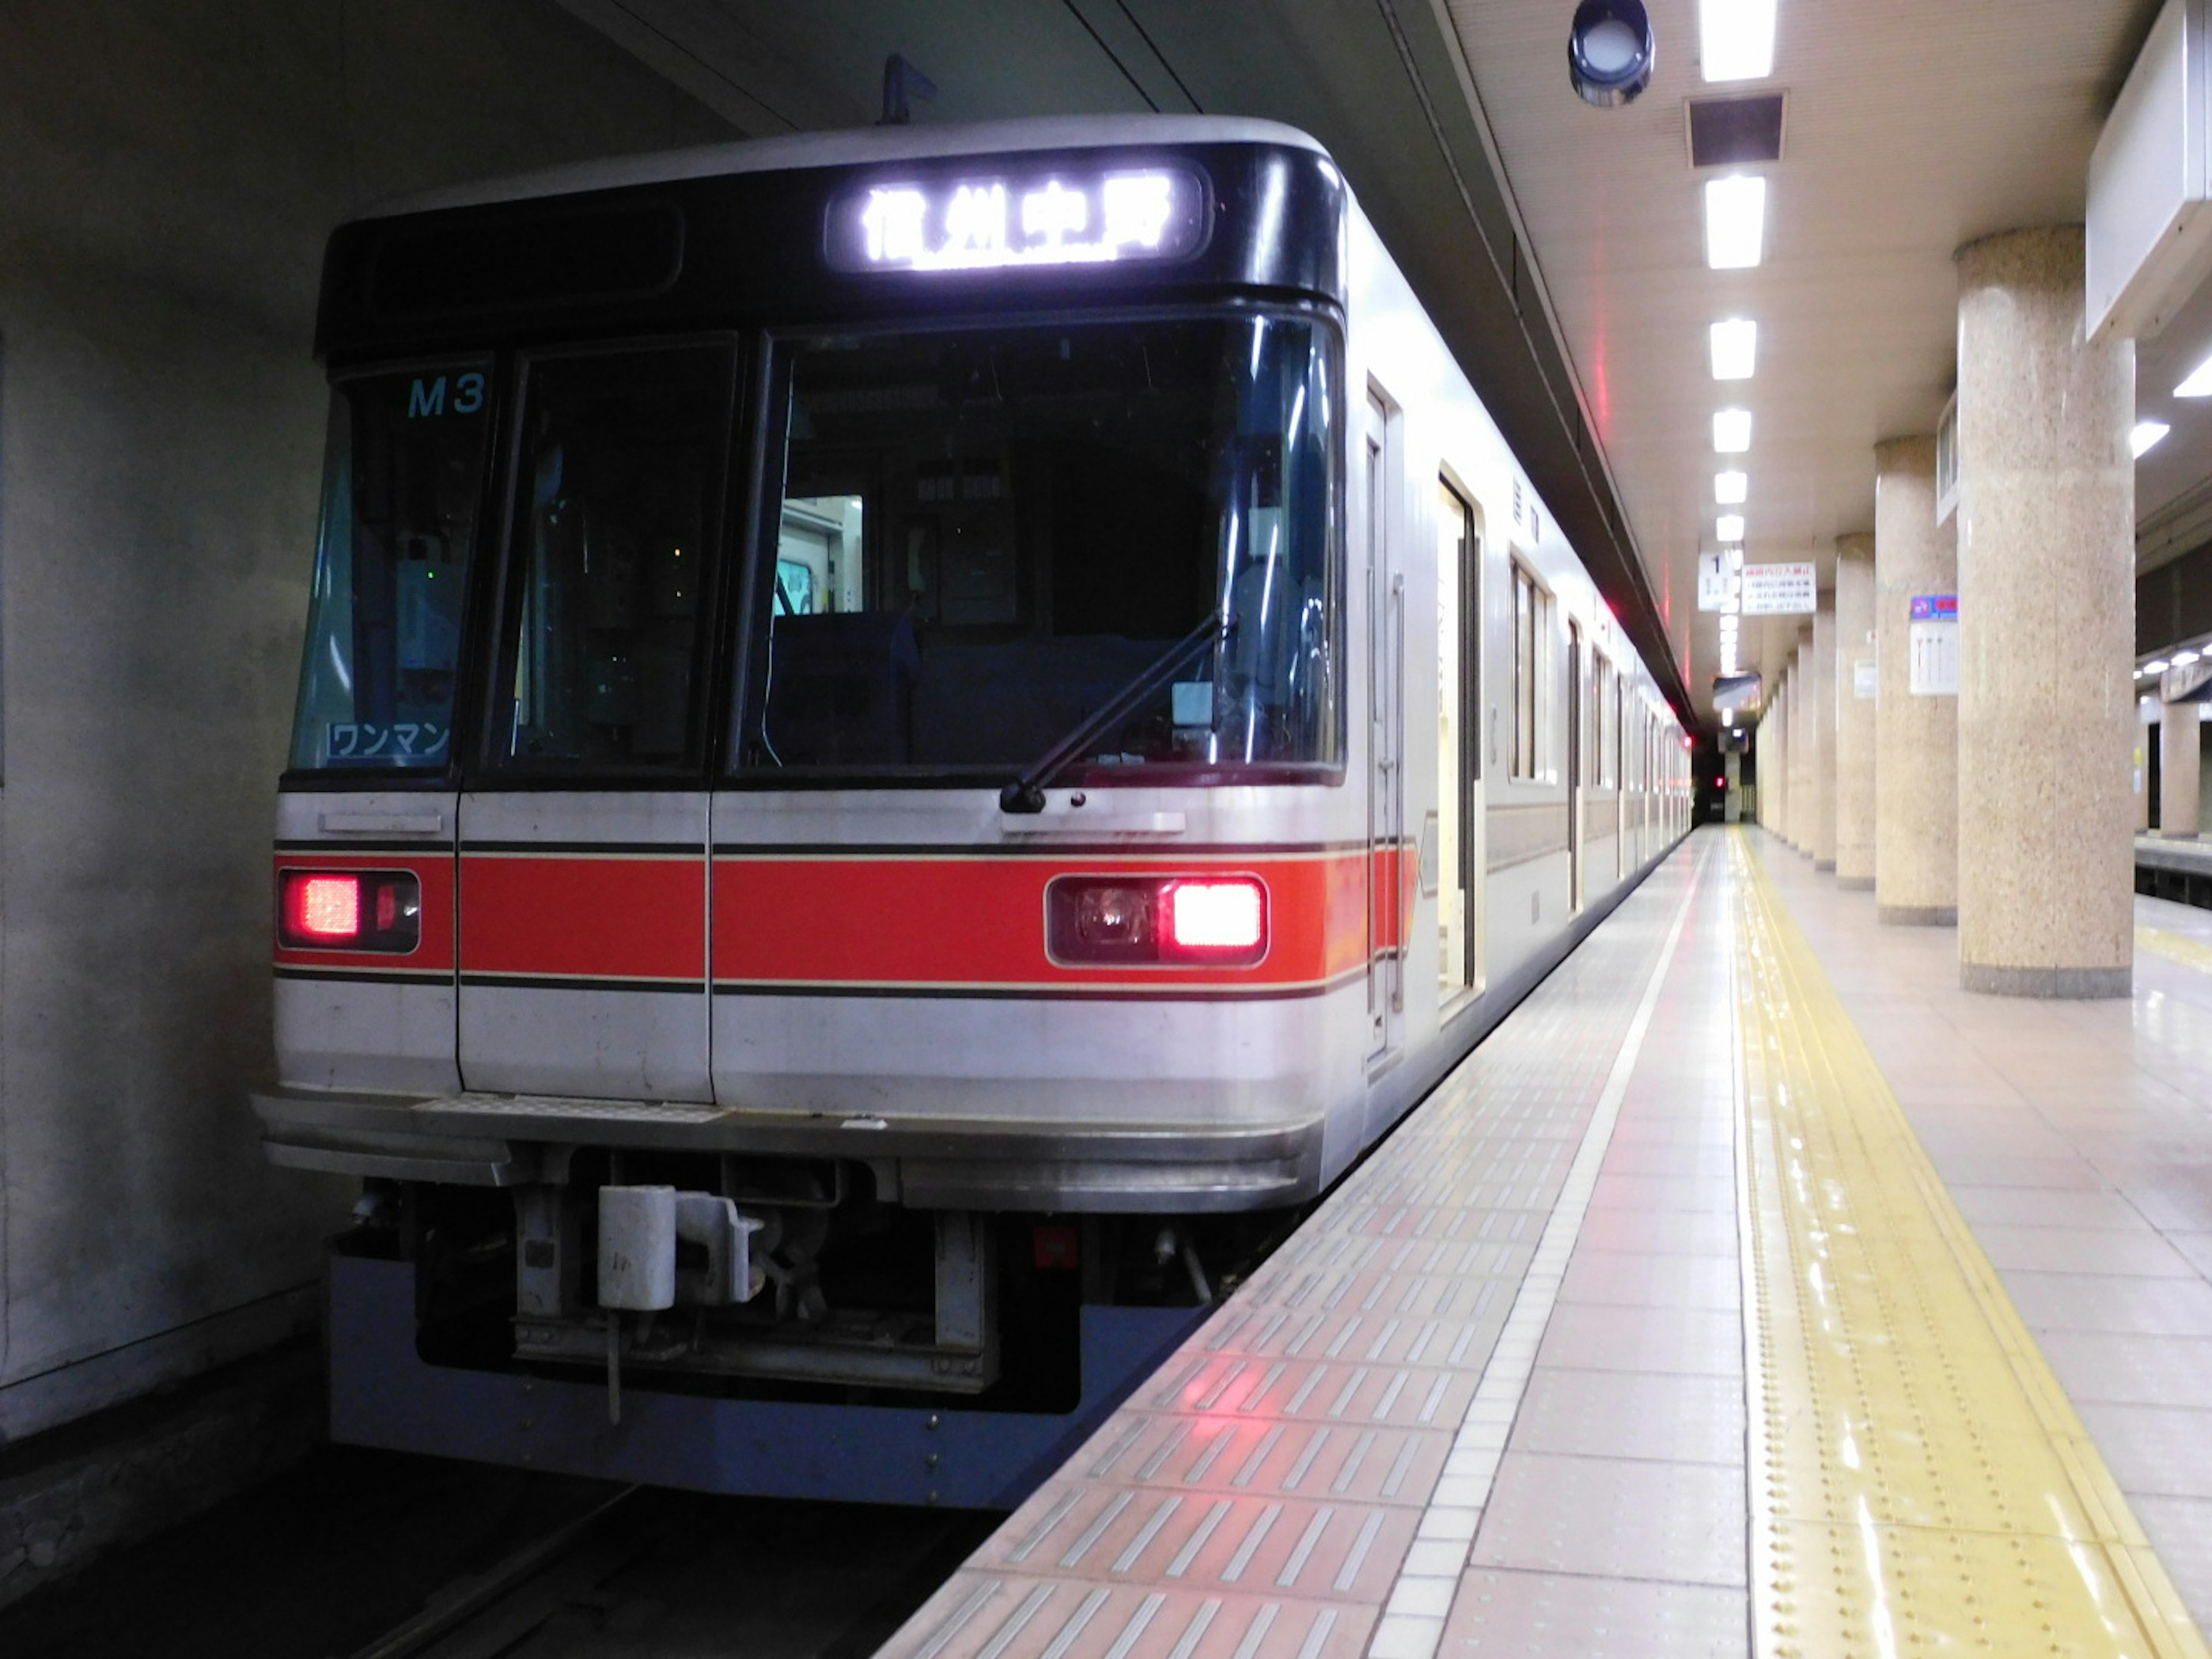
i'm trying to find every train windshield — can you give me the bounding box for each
[742,313,1341,784]
[290,363,492,770]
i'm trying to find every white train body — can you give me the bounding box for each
[256,116,1686,1496]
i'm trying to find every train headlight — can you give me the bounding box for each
[1568,0,1656,108]
[1076,884,1154,948]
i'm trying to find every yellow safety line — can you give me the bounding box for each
[1729,830,2207,1659]
[2135,923,2212,978]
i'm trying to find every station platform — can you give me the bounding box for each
[878,826,2212,1659]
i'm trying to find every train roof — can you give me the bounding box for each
[353,115,1333,224]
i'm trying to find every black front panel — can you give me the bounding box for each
[317,143,1345,362]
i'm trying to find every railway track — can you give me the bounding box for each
[340,1484,995,1659]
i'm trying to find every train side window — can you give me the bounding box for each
[490,340,736,773]
[1510,562,1548,782]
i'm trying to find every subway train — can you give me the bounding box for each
[254,115,1691,1505]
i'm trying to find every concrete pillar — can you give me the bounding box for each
[1955,226,2133,997]
[2135,698,2153,832]
[1789,639,1813,854]
[1873,435,1958,924]
[1770,669,1790,840]
[1811,594,1838,870]
[2160,700,2200,838]
[1766,676,1789,837]
[1834,536,1876,888]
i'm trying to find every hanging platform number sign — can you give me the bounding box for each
[1696,551,1737,611]
[1908,594,1959,696]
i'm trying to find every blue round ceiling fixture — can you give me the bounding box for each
[1568,0,1656,107]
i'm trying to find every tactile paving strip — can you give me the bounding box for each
[2135,925,2212,979]
[877,850,1706,1659]
[1731,832,2210,1659]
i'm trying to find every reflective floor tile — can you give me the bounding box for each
[2133,1495,2212,1624]
[2171,1232,2212,1277]
[1557,1248,1740,1312]
[2071,1402,2212,1499]
[1575,1207,1738,1257]
[1535,1303,1744,1376]
[1508,1367,1744,1465]
[2117,1179,2212,1234]
[2031,1331,2212,1408]
[1584,1172,1737,1213]
[1945,1184,2147,1230]
[1592,1142,1736,1180]
[2001,1271,2212,1336]
[1968,1223,2200,1277]
[1439,1569,1748,1659]
[1922,1153,2109,1191]
[1468,1451,1747,1587]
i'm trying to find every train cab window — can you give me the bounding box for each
[738,315,1342,783]
[290,362,494,770]
[490,342,736,772]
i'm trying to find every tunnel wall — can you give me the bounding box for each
[0,0,734,1444]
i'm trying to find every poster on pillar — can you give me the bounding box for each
[1908,594,1959,696]
[1740,562,1816,614]
[1854,658,1877,698]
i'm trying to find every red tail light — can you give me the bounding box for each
[278,870,422,953]
[1046,874,1268,967]
[1162,879,1266,952]
[288,875,361,941]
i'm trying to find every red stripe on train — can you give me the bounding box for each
[460,855,705,982]
[713,853,1371,990]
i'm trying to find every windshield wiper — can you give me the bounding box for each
[998,609,1227,813]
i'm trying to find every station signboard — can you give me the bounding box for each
[1740,562,1816,615]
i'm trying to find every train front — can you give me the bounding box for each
[257,120,1366,1503]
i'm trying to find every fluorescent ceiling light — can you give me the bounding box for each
[2146,658,2171,673]
[1705,175,1767,269]
[1700,0,1777,81]
[2131,419,2171,459]
[1714,408,1752,452]
[2176,355,2212,397]
[2177,649,2202,666]
[1710,319,1758,380]
[1717,513,1745,541]
[1715,471,1748,504]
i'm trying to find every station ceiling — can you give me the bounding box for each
[558,0,2171,725]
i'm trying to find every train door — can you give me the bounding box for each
[454,340,737,1101]
[1365,392,1404,1062]
[1567,620,1585,913]
[1437,479,1482,1000]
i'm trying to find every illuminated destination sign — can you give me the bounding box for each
[828,168,1207,274]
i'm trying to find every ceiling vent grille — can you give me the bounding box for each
[1687,94,1786,168]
